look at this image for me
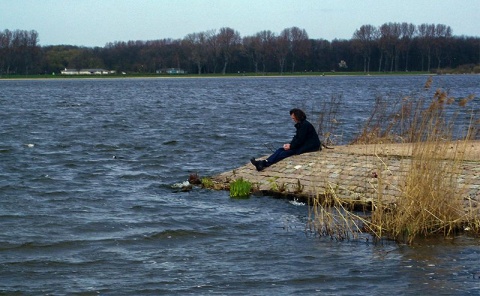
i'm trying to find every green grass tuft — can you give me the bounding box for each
[229,178,252,199]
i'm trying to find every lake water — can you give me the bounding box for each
[1,75,479,295]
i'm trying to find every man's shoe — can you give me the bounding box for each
[256,160,266,171]
[250,157,266,171]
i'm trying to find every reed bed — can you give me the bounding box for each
[310,77,480,243]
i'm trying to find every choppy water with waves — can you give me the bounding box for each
[1,75,479,295]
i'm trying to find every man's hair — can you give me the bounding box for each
[289,108,307,121]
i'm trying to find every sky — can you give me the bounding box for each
[1,0,479,47]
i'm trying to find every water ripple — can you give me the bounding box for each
[0,76,479,295]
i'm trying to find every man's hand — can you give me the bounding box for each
[283,143,291,150]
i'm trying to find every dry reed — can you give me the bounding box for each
[310,76,479,243]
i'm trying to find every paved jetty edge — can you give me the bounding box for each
[211,141,480,215]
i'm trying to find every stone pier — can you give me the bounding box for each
[211,141,480,214]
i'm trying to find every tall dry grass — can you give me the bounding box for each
[310,76,479,243]
[307,184,381,241]
[372,140,468,243]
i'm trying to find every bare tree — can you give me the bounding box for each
[275,31,289,74]
[0,29,13,74]
[352,24,379,73]
[0,29,40,74]
[242,35,261,73]
[281,27,309,72]
[378,23,401,72]
[256,30,276,73]
[399,23,416,72]
[433,24,453,69]
[205,29,220,73]
[217,27,241,74]
[417,23,435,71]
[184,32,208,74]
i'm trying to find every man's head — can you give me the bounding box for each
[289,108,306,123]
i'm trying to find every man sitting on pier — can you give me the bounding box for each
[250,108,321,171]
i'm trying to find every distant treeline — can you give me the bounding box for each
[1,23,479,75]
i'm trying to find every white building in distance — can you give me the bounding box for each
[61,68,116,75]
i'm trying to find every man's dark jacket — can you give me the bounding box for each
[290,119,321,154]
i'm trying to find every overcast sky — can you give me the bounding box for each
[2,0,479,47]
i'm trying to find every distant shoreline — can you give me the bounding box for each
[0,71,445,80]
